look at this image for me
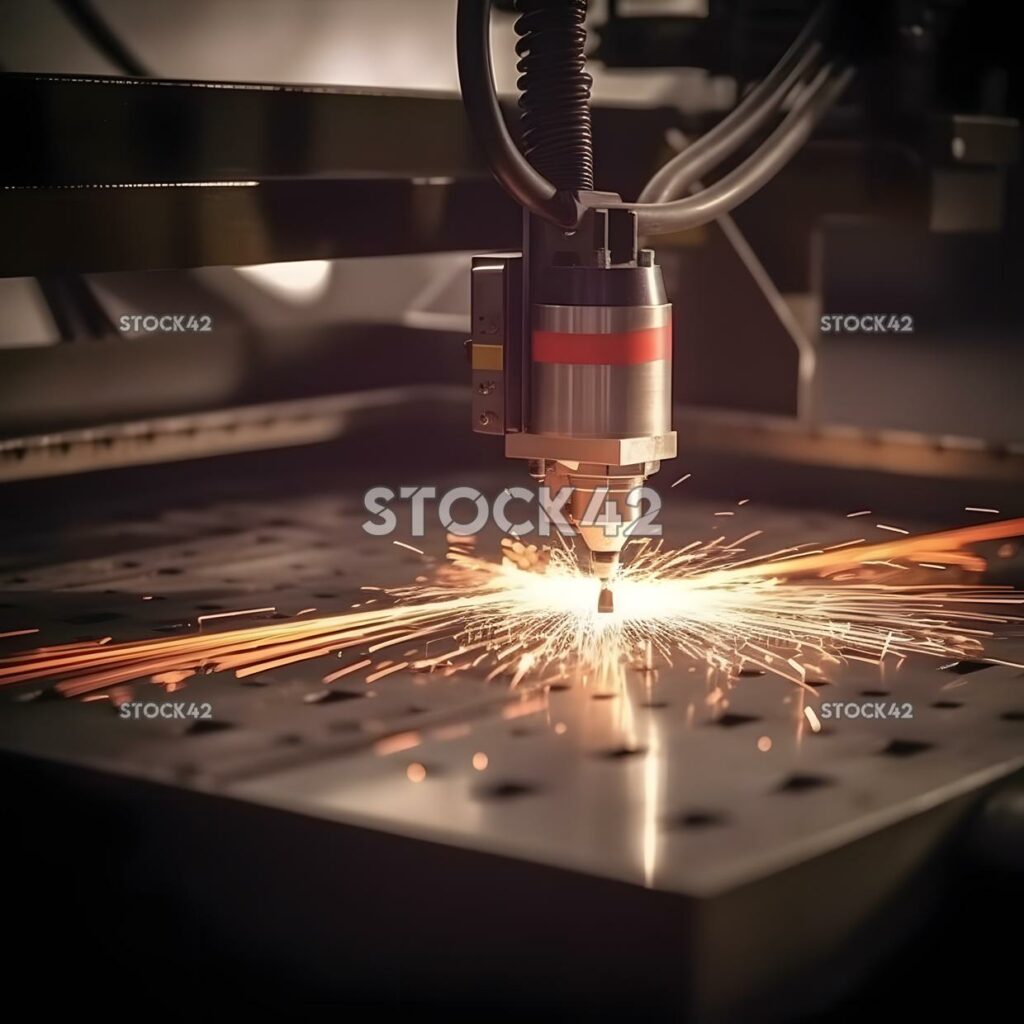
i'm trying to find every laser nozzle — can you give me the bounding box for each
[590,551,618,613]
[589,549,620,581]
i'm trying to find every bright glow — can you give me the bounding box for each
[1,519,1022,702]
[236,260,332,303]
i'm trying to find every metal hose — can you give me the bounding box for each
[514,0,594,192]
[629,65,854,235]
[639,2,830,204]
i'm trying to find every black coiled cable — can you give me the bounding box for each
[514,0,594,193]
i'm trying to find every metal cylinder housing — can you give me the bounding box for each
[531,301,672,438]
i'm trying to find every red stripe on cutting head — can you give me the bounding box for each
[532,326,671,365]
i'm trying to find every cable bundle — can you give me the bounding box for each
[457,0,852,234]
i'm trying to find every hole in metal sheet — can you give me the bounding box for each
[861,689,889,697]
[276,734,302,746]
[673,811,726,829]
[196,603,225,611]
[881,738,933,757]
[546,682,572,692]
[777,773,833,793]
[303,689,363,705]
[186,719,233,736]
[477,781,539,800]
[805,679,831,688]
[590,692,617,700]
[157,567,183,576]
[931,700,963,709]
[640,700,670,709]
[598,745,648,759]
[1000,710,1024,722]
[734,668,765,678]
[713,712,760,728]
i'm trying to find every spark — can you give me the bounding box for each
[876,524,909,535]
[0,519,1022,703]
[375,731,420,756]
[393,540,425,556]
[965,507,1000,515]
[366,661,409,683]
[847,510,872,518]
[323,658,372,683]
[197,606,274,627]
[671,473,691,487]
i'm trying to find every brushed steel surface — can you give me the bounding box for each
[533,359,671,437]
[0,476,1020,899]
[534,303,672,333]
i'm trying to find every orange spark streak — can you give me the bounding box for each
[0,518,1021,703]
[366,661,410,683]
[393,540,425,556]
[716,518,1024,583]
[197,607,274,627]
[323,658,372,683]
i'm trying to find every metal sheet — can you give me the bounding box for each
[0,480,1020,896]
[1,469,1021,1014]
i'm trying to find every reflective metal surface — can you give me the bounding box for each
[534,303,672,332]
[1,471,1021,1016]
[533,358,671,437]
[0,478,1020,899]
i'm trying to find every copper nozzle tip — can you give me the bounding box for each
[589,550,620,581]
[598,585,614,614]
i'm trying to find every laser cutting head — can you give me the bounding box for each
[471,202,676,595]
[533,458,649,584]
